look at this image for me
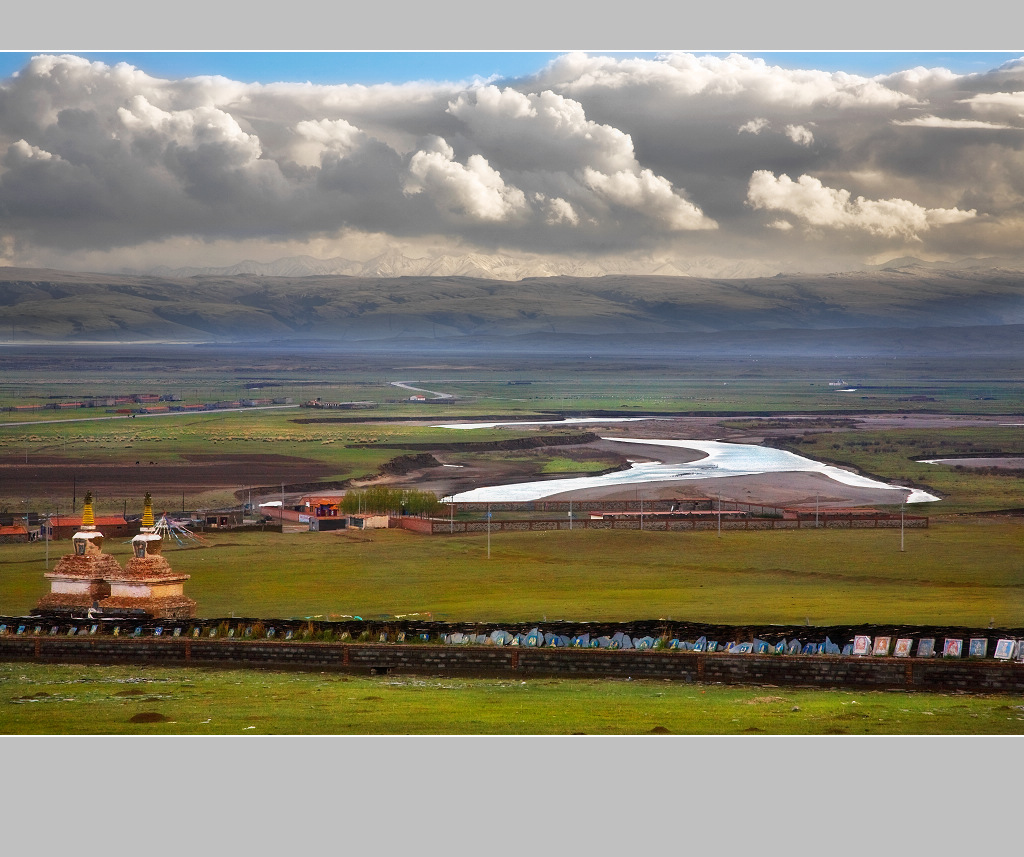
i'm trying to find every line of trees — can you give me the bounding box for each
[342,487,442,517]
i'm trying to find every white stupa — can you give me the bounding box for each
[36,491,117,615]
[99,492,197,619]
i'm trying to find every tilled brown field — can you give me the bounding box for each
[0,453,340,499]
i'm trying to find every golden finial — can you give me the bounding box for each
[81,491,95,528]
[141,492,155,528]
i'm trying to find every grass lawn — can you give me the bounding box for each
[2,662,1022,735]
[3,519,1021,626]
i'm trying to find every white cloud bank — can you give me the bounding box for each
[0,51,1021,273]
[746,171,977,239]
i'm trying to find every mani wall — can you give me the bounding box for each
[1,618,1021,694]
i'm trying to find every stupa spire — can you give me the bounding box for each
[107,487,196,619]
[36,487,116,614]
[81,491,95,529]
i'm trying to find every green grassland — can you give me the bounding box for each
[2,350,1022,736]
[775,426,1024,514]
[0,410,570,462]
[2,351,1022,420]
[2,662,1021,735]
[429,375,1024,416]
[539,456,617,473]
[3,521,1021,625]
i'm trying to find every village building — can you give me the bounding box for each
[0,511,39,542]
[46,512,134,541]
[298,495,347,531]
[347,513,390,530]
[202,509,245,528]
[0,523,31,544]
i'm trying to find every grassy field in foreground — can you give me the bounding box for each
[3,520,1021,626]
[2,662,1022,735]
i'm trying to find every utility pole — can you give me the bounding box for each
[717,492,722,538]
[815,494,819,529]
[569,499,573,531]
[900,501,905,552]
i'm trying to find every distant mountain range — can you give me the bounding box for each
[144,249,781,281]
[1,262,1022,357]
[141,250,1023,283]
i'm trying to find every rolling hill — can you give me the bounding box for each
[1,264,1021,357]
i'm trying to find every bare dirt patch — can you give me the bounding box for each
[128,711,168,723]
[539,471,914,509]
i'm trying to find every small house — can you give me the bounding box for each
[347,513,390,530]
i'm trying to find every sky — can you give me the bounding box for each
[1,49,1023,277]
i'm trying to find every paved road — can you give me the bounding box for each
[391,381,455,400]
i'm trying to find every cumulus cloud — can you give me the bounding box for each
[117,96,262,160]
[292,117,365,165]
[404,137,527,222]
[738,118,769,134]
[6,139,55,162]
[447,85,636,174]
[538,195,579,225]
[784,124,815,146]
[963,91,1024,118]
[893,115,1018,130]
[0,51,1023,272]
[582,168,716,231]
[746,171,976,239]
[535,51,918,109]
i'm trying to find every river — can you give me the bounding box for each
[436,425,940,504]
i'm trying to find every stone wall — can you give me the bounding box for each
[1,636,1020,693]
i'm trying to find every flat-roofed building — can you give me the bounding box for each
[348,513,390,530]
[47,513,135,540]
